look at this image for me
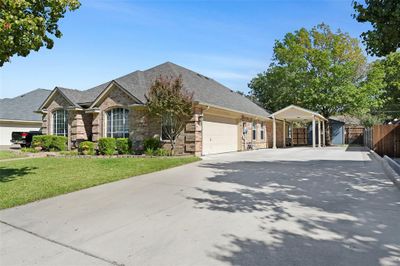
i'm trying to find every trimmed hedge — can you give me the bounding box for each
[79,141,95,155]
[98,138,116,155]
[143,137,161,151]
[32,135,67,151]
[116,138,132,154]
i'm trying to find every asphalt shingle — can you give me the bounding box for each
[0,89,51,121]
[42,62,270,118]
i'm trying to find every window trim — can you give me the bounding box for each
[52,109,68,136]
[252,122,257,140]
[104,108,129,138]
[260,122,265,140]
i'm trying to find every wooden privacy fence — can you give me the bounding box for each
[364,125,400,157]
[345,126,364,145]
[292,128,308,145]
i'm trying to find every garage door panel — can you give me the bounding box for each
[0,124,41,145]
[202,116,238,155]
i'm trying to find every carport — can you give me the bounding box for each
[270,105,328,149]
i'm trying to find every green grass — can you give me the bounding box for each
[0,156,200,209]
[0,150,26,160]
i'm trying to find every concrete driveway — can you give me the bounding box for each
[1,147,399,266]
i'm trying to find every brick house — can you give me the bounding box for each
[37,62,285,156]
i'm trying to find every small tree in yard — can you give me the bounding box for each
[146,76,193,155]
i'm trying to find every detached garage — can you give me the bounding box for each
[0,89,50,146]
[202,114,239,155]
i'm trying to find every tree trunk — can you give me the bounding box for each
[325,120,332,146]
[170,139,175,156]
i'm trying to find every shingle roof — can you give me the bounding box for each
[0,89,51,121]
[46,62,270,117]
[330,115,361,125]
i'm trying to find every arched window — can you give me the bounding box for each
[106,108,129,138]
[53,109,68,136]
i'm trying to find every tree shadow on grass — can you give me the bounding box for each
[189,157,400,265]
[0,167,37,182]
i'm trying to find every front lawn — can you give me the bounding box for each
[0,156,200,209]
[0,150,26,160]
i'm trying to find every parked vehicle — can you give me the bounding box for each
[11,131,42,148]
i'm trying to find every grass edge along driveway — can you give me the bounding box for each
[0,156,200,209]
[0,150,26,160]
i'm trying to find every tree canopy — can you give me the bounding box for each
[353,0,400,57]
[364,52,400,118]
[146,76,193,153]
[249,24,383,119]
[0,0,80,66]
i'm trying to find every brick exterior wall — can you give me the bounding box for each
[41,92,75,148]
[41,87,275,155]
[239,118,268,150]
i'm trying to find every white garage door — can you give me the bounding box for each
[0,122,41,145]
[202,115,238,155]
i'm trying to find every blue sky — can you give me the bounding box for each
[0,0,372,98]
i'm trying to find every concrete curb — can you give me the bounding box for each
[369,150,400,189]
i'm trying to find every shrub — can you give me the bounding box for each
[32,135,67,151]
[79,141,95,155]
[143,137,161,151]
[51,136,67,151]
[98,138,116,155]
[155,148,170,156]
[144,148,155,156]
[116,138,132,154]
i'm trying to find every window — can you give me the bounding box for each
[106,108,129,138]
[242,122,248,135]
[252,122,257,140]
[261,122,265,140]
[53,109,68,136]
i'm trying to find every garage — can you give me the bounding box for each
[202,114,238,155]
[0,88,50,146]
[0,121,41,146]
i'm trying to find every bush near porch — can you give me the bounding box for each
[0,156,200,209]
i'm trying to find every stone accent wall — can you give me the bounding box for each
[70,111,93,147]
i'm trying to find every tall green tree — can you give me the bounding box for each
[249,24,383,141]
[364,52,400,118]
[0,0,80,66]
[146,76,193,154]
[353,0,400,57]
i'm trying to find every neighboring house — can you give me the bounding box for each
[0,89,51,146]
[37,62,286,155]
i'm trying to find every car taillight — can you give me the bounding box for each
[21,132,28,138]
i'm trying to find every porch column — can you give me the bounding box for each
[273,115,277,149]
[283,120,286,147]
[318,119,321,148]
[290,122,294,147]
[312,115,316,148]
[322,120,326,146]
